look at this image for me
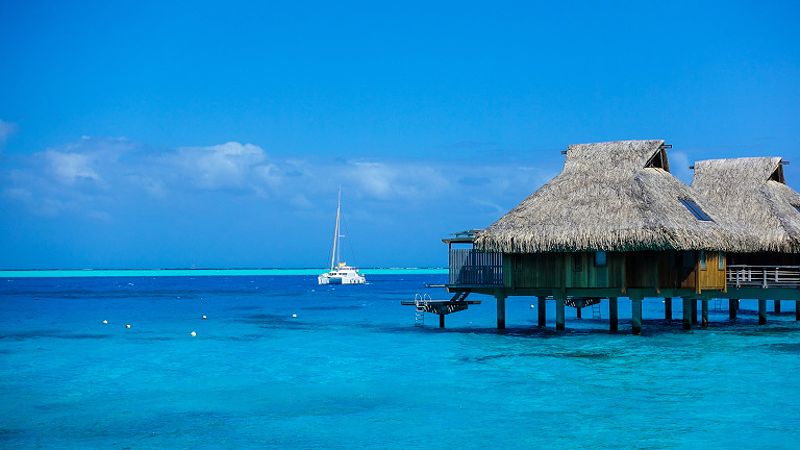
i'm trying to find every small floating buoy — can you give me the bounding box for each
[125,324,131,329]
[201,314,207,320]
[530,304,535,309]
[291,313,298,319]
[102,319,108,325]
[190,331,197,337]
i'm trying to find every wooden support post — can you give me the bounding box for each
[729,299,738,320]
[665,297,672,321]
[496,295,506,330]
[774,300,781,315]
[701,300,709,329]
[537,298,546,327]
[796,300,800,321]
[691,299,698,325]
[758,300,767,325]
[576,307,582,319]
[439,314,445,328]
[682,298,692,330]
[556,298,566,331]
[631,298,643,335]
[609,297,618,332]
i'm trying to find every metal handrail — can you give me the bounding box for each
[727,265,800,289]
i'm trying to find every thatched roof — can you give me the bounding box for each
[476,140,746,253]
[693,157,800,253]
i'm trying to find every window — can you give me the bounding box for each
[595,251,607,267]
[718,252,725,270]
[680,198,713,222]
[700,250,707,271]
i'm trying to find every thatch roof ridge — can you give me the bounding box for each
[693,156,800,253]
[694,157,782,183]
[476,140,747,253]
[565,139,666,173]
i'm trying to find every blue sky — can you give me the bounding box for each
[1,0,799,269]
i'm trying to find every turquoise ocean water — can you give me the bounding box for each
[1,272,800,448]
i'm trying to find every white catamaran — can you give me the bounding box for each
[318,189,366,285]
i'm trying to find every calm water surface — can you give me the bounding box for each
[1,275,799,448]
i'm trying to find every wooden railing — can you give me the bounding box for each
[727,265,800,289]
[448,249,503,287]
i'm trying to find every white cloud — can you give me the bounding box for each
[349,162,394,198]
[347,161,451,201]
[171,141,279,191]
[44,150,102,185]
[1,136,557,226]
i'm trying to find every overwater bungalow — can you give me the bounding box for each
[693,157,800,322]
[420,140,800,334]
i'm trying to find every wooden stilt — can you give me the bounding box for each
[496,295,506,330]
[701,300,709,328]
[537,298,546,327]
[631,298,642,335]
[439,314,445,328]
[556,298,565,331]
[758,300,767,325]
[576,307,582,319]
[664,297,672,321]
[729,299,738,320]
[691,300,698,325]
[774,300,781,315]
[682,298,692,330]
[609,297,618,332]
[796,300,800,321]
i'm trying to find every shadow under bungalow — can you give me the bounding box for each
[406,140,800,334]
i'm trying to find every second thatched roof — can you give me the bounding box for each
[693,157,800,253]
[476,140,747,253]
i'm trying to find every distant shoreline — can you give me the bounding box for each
[0,268,448,278]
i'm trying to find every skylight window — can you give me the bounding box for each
[680,198,713,222]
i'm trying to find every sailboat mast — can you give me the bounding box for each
[329,188,341,271]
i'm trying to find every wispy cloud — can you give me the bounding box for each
[169,142,279,192]
[346,161,451,201]
[0,120,17,151]
[0,136,557,225]
[44,150,103,185]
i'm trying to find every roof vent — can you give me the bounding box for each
[645,146,670,171]
[769,164,785,183]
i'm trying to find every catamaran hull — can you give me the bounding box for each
[317,272,366,285]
